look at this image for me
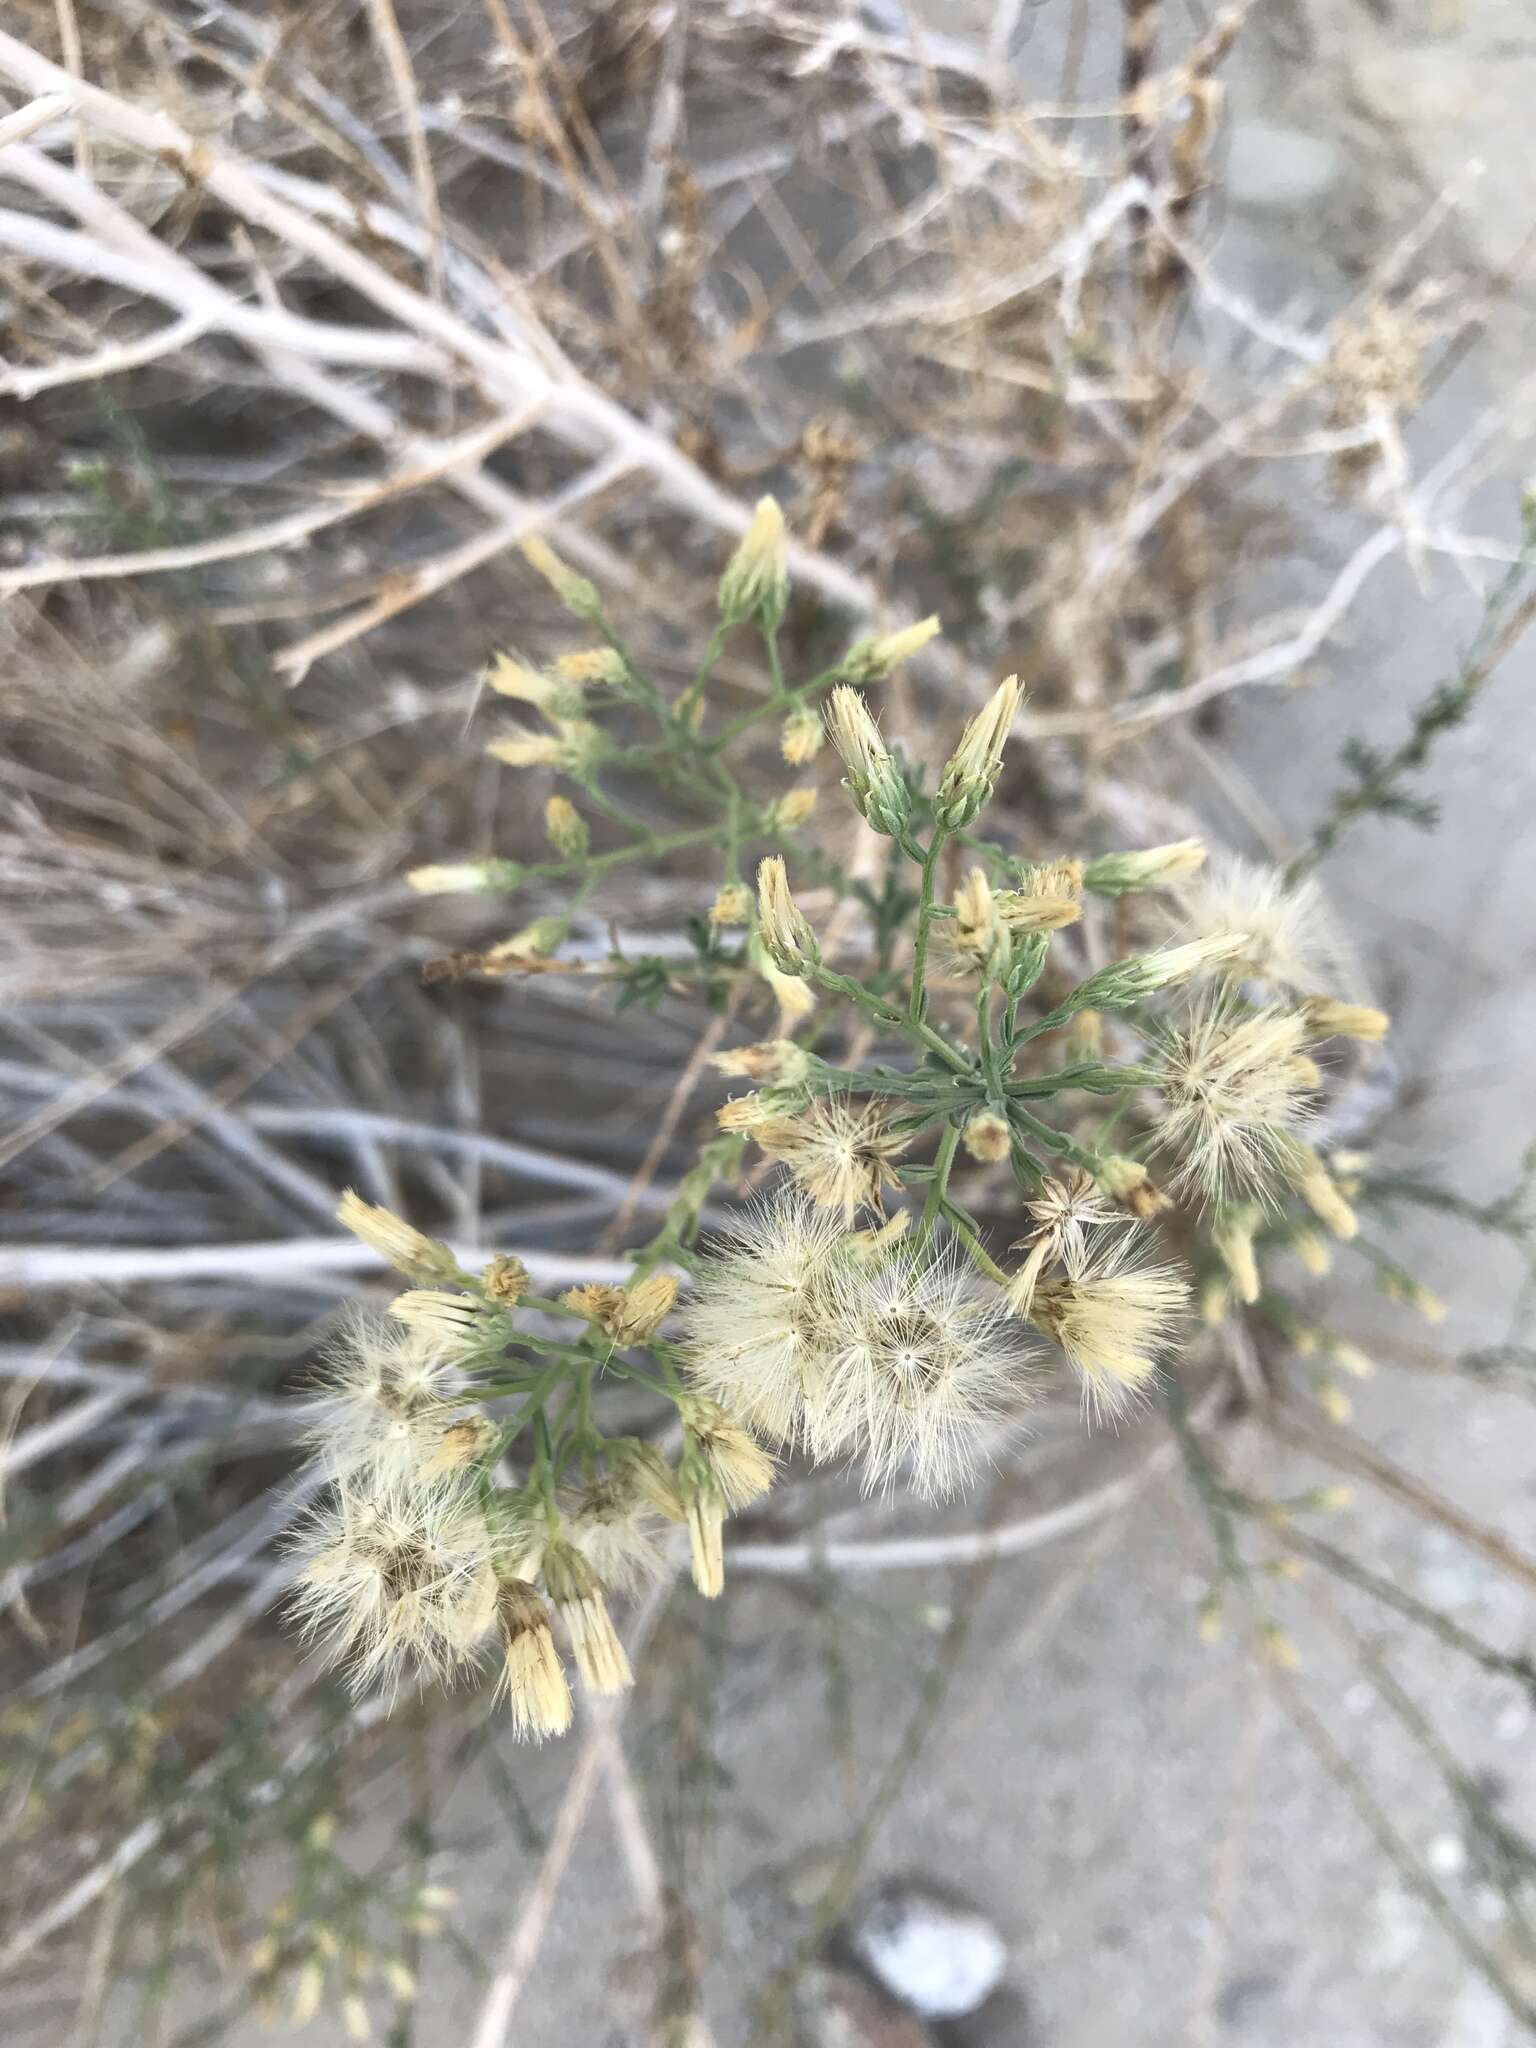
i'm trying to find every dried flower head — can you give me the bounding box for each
[407,860,522,896]
[950,867,1009,980]
[336,1191,457,1283]
[752,942,817,1031]
[540,1542,632,1695]
[1089,934,1254,1010]
[288,1482,499,1696]
[1171,856,1330,991]
[1299,995,1390,1043]
[716,1091,782,1133]
[1005,1170,1123,1313]
[996,886,1082,935]
[488,719,603,777]
[544,794,588,859]
[483,1253,530,1306]
[484,916,569,968]
[303,1313,477,1487]
[962,1111,1012,1164]
[1154,997,1317,1204]
[934,675,1023,830]
[388,1290,486,1349]
[683,1199,1031,1498]
[710,1038,811,1086]
[765,787,818,832]
[421,1415,499,1479]
[751,1098,909,1218]
[1211,1205,1262,1304]
[684,1491,726,1598]
[1376,1269,1445,1323]
[521,533,603,621]
[1094,1155,1172,1220]
[709,880,754,926]
[556,646,626,686]
[563,1272,679,1345]
[806,1238,1035,1498]
[678,1393,776,1511]
[484,651,569,712]
[1291,1228,1333,1277]
[1029,1235,1189,1419]
[494,1581,573,1740]
[780,701,824,765]
[755,856,820,976]
[559,1470,671,1592]
[678,1195,853,1442]
[1280,1141,1358,1240]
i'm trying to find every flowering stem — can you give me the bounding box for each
[811,963,970,1075]
[916,1121,961,1249]
[936,1200,1010,1287]
[762,621,786,698]
[907,829,948,1025]
[521,821,722,886]
[673,622,728,728]
[704,659,844,756]
[977,985,1003,1096]
[1008,1103,1105,1176]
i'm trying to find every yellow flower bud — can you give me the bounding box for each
[718,497,788,627]
[934,675,1022,830]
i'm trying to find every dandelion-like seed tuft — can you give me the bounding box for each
[1029,1233,1189,1419]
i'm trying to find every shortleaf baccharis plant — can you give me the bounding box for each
[290,503,1410,1738]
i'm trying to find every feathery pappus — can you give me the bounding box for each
[1153,995,1319,1205]
[680,1193,1037,1497]
[1028,1230,1189,1420]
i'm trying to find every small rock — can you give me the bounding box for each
[798,1965,935,2048]
[845,1882,1007,2021]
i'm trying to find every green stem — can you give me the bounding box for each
[916,1122,961,1248]
[908,829,948,1024]
[1007,1103,1105,1176]
[937,1200,1010,1287]
[674,623,728,728]
[811,963,971,1075]
[521,821,721,887]
[704,662,843,756]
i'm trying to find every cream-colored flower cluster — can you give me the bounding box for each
[291,497,1419,1757]
[290,1195,778,1739]
[680,1195,1032,1498]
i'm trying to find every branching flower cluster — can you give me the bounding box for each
[289,502,1405,1737]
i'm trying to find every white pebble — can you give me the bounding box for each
[847,1885,1006,2020]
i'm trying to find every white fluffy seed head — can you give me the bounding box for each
[1029,1232,1189,1422]
[302,1312,481,1487]
[807,1241,1034,1499]
[1170,855,1331,992]
[1154,996,1317,1205]
[681,1195,1037,1499]
[750,1098,909,1219]
[678,1195,853,1442]
[287,1481,499,1698]
[558,1470,671,1594]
